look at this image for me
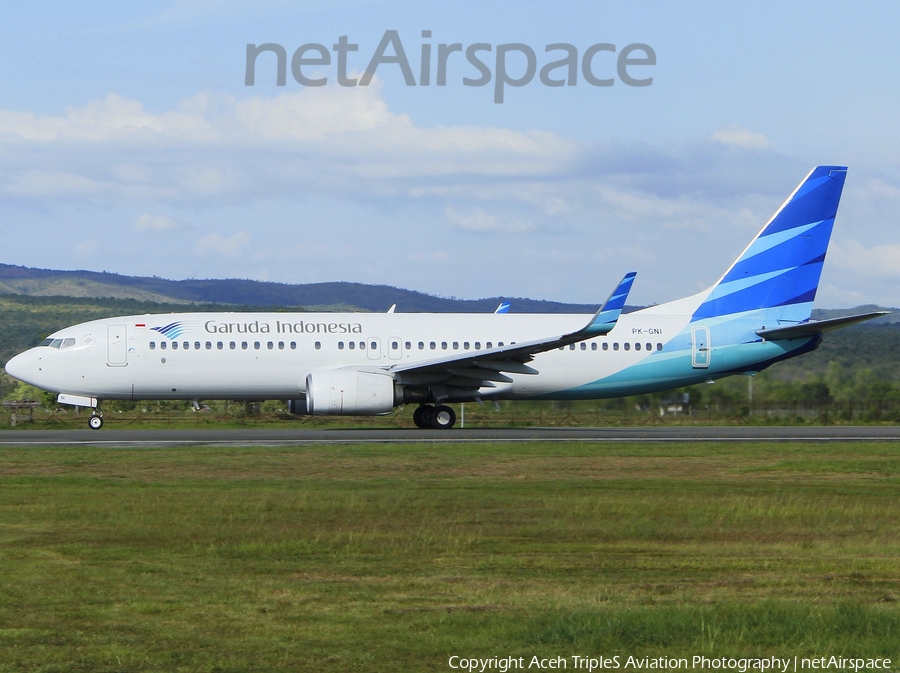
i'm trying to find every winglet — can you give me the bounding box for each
[581,272,636,336]
[494,302,510,314]
[387,304,396,314]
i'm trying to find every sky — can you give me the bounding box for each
[1,0,899,308]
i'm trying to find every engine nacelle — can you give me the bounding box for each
[306,367,397,415]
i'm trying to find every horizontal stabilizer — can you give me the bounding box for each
[756,311,890,340]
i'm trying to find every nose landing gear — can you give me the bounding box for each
[412,404,457,429]
[88,411,103,430]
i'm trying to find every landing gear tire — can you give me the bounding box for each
[430,405,456,430]
[88,414,104,430]
[413,405,435,429]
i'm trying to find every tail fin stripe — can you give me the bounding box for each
[694,262,824,319]
[736,220,822,262]
[722,219,834,282]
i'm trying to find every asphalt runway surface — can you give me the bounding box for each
[1,426,900,446]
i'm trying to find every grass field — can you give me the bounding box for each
[1,440,899,672]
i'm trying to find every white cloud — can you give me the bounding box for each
[195,231,251,257]
[134,214,181,231]
[709,125,774,150]
[0,93,216,142]
[830,240,900,280]
[445,207,536,233]
[6,170,99,196]
[73,240,98,257]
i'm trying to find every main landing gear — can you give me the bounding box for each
[413,404,457,430]
[88,411,103,430]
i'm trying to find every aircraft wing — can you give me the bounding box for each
[755,311,890,340]
[388,273,636,392]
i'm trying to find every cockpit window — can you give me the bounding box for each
[50,339,63,349]
[39,338,53,347]
[62,338,76,349]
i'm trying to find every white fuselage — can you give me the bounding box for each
[3,300,804,404]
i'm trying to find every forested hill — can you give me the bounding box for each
[0,263,598,313]
[2,263,898,322]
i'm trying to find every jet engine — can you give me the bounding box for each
[305,366,398,415]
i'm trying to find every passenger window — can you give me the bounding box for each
[430,342,436,350]
[315,342,321,350]
[475,342,481,350]
[290,342,296,349]
[217,342,223,350]
[242,342,248,350]
[635,343,641,351]
[391,341,399,350]
[486,342,492,349]
[359,342,365,350]
[254,341,260,350]
[267,342,274,350]
[349,342,355,350]
[580,343,586,350]
[624,343,630,351]
[646,343,652,351]
[418,341,424,350]
[194,342,201,350]
[405,341,411,350]
[464,342,470,350]
[569,344,575,350]
[591,343,597,351]
[149,341,156,350]
[370,341,377,350]
[183,342,189,350]
[602,342,608,351]
[338,341,344,349]
[498,342,504,347]
[441,342,448,350]
[452,342,459,350]
[172,342,178,350]
[160,342,167,350]
[657,343,663,351]
[278,342,284,349]
[613,343,619,351]
[229,342,236,350]
[206,342,212,350]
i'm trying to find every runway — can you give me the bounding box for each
[1,425,900,446]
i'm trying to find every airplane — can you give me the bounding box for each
[4,166,888,430]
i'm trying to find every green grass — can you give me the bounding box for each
[1,441,899,671]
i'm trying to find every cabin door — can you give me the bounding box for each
[107,325,128,366]
[691,326,710,369]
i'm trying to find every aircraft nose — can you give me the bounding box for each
[5,351,33,383]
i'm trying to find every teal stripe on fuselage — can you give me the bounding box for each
[527,336,815,401]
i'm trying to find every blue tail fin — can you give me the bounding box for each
[693,166,847,321]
